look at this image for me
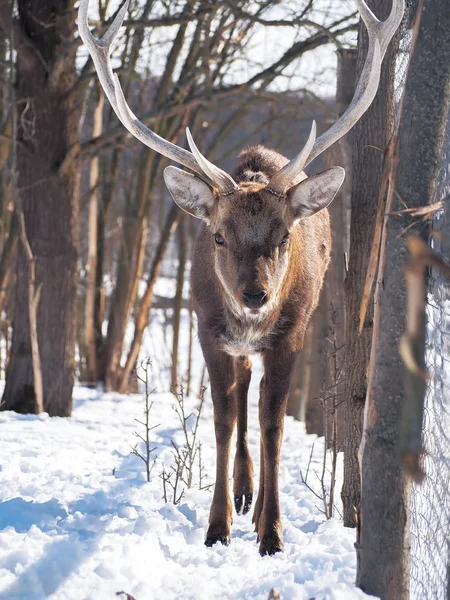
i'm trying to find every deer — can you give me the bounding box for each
[79,0,404,556]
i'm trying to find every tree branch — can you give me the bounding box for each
[80,19,357,159]
[222,1,358,49]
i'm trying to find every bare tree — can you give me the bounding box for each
[117,203,180,393]
[0,0,80,416]
[287,47,355,433]
[357,0,450,597]
[84,83,104,384]
[341,0,398,527]
[0,28,10,250]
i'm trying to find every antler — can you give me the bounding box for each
[79,0,404,198]
[269,0,405,195]
[78,0,238,193]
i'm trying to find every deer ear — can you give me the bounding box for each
[164,166,215,222]
[288,167,345,221]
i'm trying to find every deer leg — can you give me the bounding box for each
[233,356,254,515]
[202,345,236,547]
[252,377,265,533]
[257,349,296,556]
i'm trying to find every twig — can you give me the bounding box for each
[301,300,343,519]
[161,385,210,502]
[131,358,158,482]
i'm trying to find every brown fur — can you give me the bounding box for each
[190,146,331,555]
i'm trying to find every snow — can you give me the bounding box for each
[0,312,370,600]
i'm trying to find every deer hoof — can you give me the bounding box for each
[205,532,230,547]
[234,493,253,515]
[258,534,284,556]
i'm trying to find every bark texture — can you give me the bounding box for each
[0,211,18,314]
[357,0,450,597]
[0,0,79,416]
[341,0,397,527]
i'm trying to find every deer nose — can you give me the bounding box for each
[242,291,267,309]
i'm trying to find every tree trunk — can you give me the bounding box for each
[0,26,9,251]
[341,0,397,527]
[93,7,151,382]
[299,322,314,423]
[186,217,196,397]
[103,149,156,391]
[357,1,450,597]
[0,25,12,294]
[84,84,104,384]
[292,50,355,434]
[0,0,79,416]
[171,215,186,391]
[287,350,304,420]
[0,210,18,314]
[117,203,180,393]
[95,146,120,380]
[305,299,326,436]
[319,48,356,445]
[102,7,192,390]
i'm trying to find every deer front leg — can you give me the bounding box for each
[233,356,254,515]
[257,349,296,556]
[252,377,265,532]
[202,344,236,547]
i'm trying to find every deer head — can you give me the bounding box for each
[162,134,345,312]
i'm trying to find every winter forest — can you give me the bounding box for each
[0,0,449,598]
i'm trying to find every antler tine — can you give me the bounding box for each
[78,0,209,180]
[303,0,404,170]
[186,129,239,194]
[78,0,130,120]
[268,0,404,191]
[303,40,382,170]
[113,78,238,192]
[355,0,405,59]
[267,121,316,195]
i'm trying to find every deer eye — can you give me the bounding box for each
[214,233,225,246]
[280,233,290,246]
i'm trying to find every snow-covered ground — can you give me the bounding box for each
[0,309,370,600]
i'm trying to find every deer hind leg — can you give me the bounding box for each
[233,356,254,515]
[257,349,295,556]
[203,347,236,547]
